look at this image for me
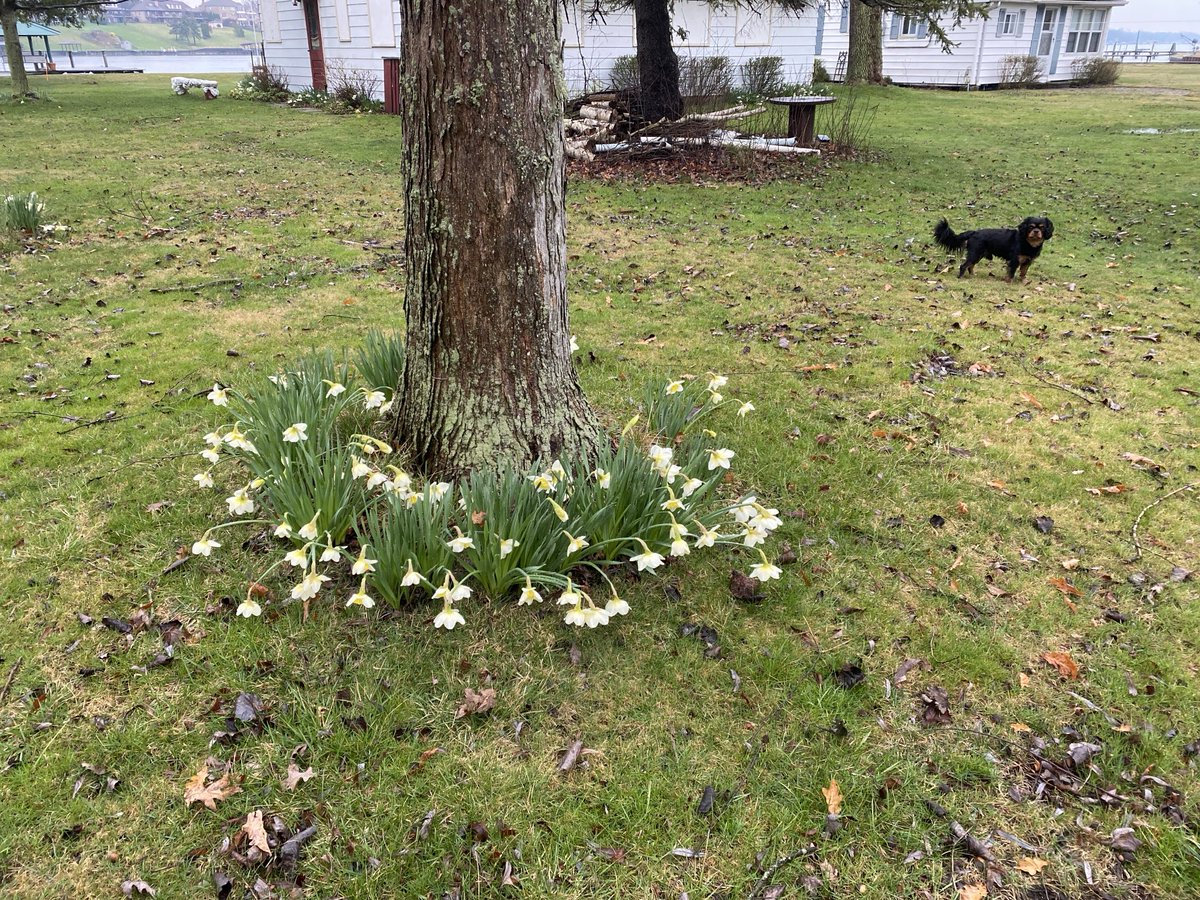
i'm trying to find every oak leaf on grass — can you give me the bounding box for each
[183,765,242,810]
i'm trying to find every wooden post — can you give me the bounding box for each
[382,56,399,115]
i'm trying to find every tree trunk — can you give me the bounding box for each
[1,2,30,98]
[847,1,884,85]
[396,0,600,476]
[633,0,682,122]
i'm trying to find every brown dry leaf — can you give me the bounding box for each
[1048,576,1083,598]
[822,779,843,815]
[1086,483,1128,495]
[281,762,314,791]
[956,501,969,516]
[183,765,242,810]
[959,885,988,900]
[455,687,497,719]
[1019,672,1031,689]
[1019,391,1044,410]
[470,510,486,526]
[1016,857,1049,875]
[1061,558,1080,571]
[1010,722,1032,733]
[242,810,271,855]
[1042,651,1080,680]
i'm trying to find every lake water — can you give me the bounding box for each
[43,50,255,75]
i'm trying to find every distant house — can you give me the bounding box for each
[816,0,1127,87]
[106,0,192,25]
[199,0,256,29]
[259,0,819,97]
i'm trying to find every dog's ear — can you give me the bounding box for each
[1041,218,1054,239]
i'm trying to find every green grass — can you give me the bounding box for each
[1,68,1199,898]
[49,22,252,52]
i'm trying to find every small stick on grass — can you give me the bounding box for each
[148,278,242,294]
[1129,482,1197,562]
[1,659,22,704]
[557,739,584,773]
[747,844,816,900]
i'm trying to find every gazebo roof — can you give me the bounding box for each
[0,22,61,37]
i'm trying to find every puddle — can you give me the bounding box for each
[1126,127,1200,134]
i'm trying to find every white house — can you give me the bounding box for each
[258,0,819,98]
[816,0,1127,87]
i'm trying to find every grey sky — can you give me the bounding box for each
[1109,0,1200,33]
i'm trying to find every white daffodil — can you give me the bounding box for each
[749,552,782,582]
[680,477,703,498]
[346,581,375,608]
[732,496,758,524]
[593,468,611,489]
[708,448,735,471]
[737,401,755,417]
[648,444,673,469]
[363,389,386,409]
[207,383,229,406]
[518,580,543,606]
[558,580,583,607]
[664,380,684,395]
[366,471,389,490]
[193,471,214,489]
[282,422,308,443]
[432,572,454,603]
[695,524,719,549]
[226,489,255,516]
[387,468,413,494]
[751,505,782,532]
[299,512,321,541]
[528,472,557,494]
[323,380,346,398]
[223,427,257,454]
[237,598,262,618]
[284,547,308,568]
[405,491,425,508]
[661,489,685,512]
[663,464,682,484]
[380,398,394,415]
[605,594,631,617]
[548,498,569,523]
[668,518,689,540]
[191,536,221,556]
[499,538,518,559]
[201,447,220,464]
[709,391,723,405]
[203,431,223,447]
[250,478,265,491]
[428,481,452,503]
[351,457,372,479]
[630,539,666,572]
[447,529,474,553]
[582,605,610,628]
[670,539,690,557]
[274,518,293,539]
[352,551,377,575]
[433,604,466,630]
[564,605,587,627]
[707,374,728,392]
[319,543,343,564]
[564,531,589,554]
[570,335,580,353]
[450,578,472,604]
[742,526,768,548]
[401,560,423,587]
[290,570,331,602]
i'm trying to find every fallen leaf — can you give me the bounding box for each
[1042,651,1080,680]
[959,885,987,900]
[1048,576,1082,598]
[893,657,927,685]
[822,779,843,815]
[281,762,314,791]
[470,510,486,526]
[1019,391,1043,410]
[1061,558,1080,570]
[1085,483,1128,495]
[1016,856,1049,875]
[1018,673,1031,688]
[1010,722,1032,733]
[242,810,271,855]
[918,685,952,725]
[183,765,242,810]
[455,687,496,719]
[121,880,156,898]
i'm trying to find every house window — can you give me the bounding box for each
[839,1,848,35]
[900,16,921,36]
[1066,8,1105,53]
[997,9,1019,36]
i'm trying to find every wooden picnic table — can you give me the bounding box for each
[767,95,837,146]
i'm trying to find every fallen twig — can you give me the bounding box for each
[1129,483,1198,562]
[148,278,242,294]
[279,824,318,868]
[1013,359,1095,405]
[557,738,585,773]
[1,659,22,704]
[746,844,817,900]
[58,412,127,434]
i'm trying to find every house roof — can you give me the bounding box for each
[0,22,61,37]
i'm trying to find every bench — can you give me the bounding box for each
[171,77,219,99]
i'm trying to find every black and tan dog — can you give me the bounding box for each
[934,216,1054,281]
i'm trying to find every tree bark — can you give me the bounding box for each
[633,0,682,122]
[847,0,884,85]
[1,2,31,98]
[396,0,600,476]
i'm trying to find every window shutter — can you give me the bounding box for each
[840,1,849,34]
[1016,10,1026,37]
[996,9,1006,37]
[815,4,825,55]
[890,13,901,40]
[917,19,929,38]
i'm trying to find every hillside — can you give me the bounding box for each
[49,22,255,52]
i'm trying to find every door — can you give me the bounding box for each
[301,0,326,91]
[1037,8,1057,57]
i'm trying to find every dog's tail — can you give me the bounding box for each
[933,218,967,251]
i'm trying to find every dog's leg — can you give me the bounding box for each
[1018,260,1031,280]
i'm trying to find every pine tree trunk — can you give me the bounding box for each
[396,0,600,476]
[847,1,883,85]
[633,0,682,122]
[1,2,30,98]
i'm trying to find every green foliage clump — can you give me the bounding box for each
[607,55,640,92]
[740,56,786,96]
[1,191,45,234]
[812,57,832,84]
[999,54,1044,88]
[680,55,733,99]
[1072,56,1121,86]
[228,66,290,103]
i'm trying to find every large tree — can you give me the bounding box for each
[396,0,600,475]
[2,0,116,97]
[847,0,883,84]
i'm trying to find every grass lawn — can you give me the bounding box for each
[1,66,1198,899]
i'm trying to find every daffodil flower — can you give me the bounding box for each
[750,504,782,532]
[695,523,719,549]
[499,537,518,559]
[203,431,223,447]
[648,445,673,469]
[201,447,220,464]
[387,468,413,494]
[670,539,690,557]
[226,489,255,516]
[274,518,293,539]
[192,536,221,556]
[661,487,684,512]
[593,468,611,489]
[629,539,665,572]
[428,481,451,503]
[401,560,422,587]
[433,603,466,630]
[237,598,262,618]
[450,578,471,604]
[742,526,768,548]
[749,550,782,582]
[352,551,377,575]
[737,401,755,417]
[323,380,346,398]
[680,477,703,498]
[664,380,684,395]
[363,389,386,409]
[366,471,389,490]
[732,496,758,524]
[564,531,589,554]
[709,391,723,405]
[193,471,214,489]
[668,518,689,540]
[380,399,394,415]
[564,605,587,627]
[582,605,609,628]
[299,512,321,541]
[346,579,375,608]
[290,570,331,601]
[351,457,372,479]
[708,448,735,470]
[558,580,583,606]
[605,594,630,617]
[528,472,557,493]
[250,478,265,490]
[282,422,308,443]
[319,538,343,563]
[405,491,425,508]
[223,426,257,454]
[448,528,474,553]
[548,498,569,523]
[518,579,543,606]
[207,383,229,406]
[707,373,728,392]
[284,547,308,568]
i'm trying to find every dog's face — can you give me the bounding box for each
[1019,217,1054,247]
